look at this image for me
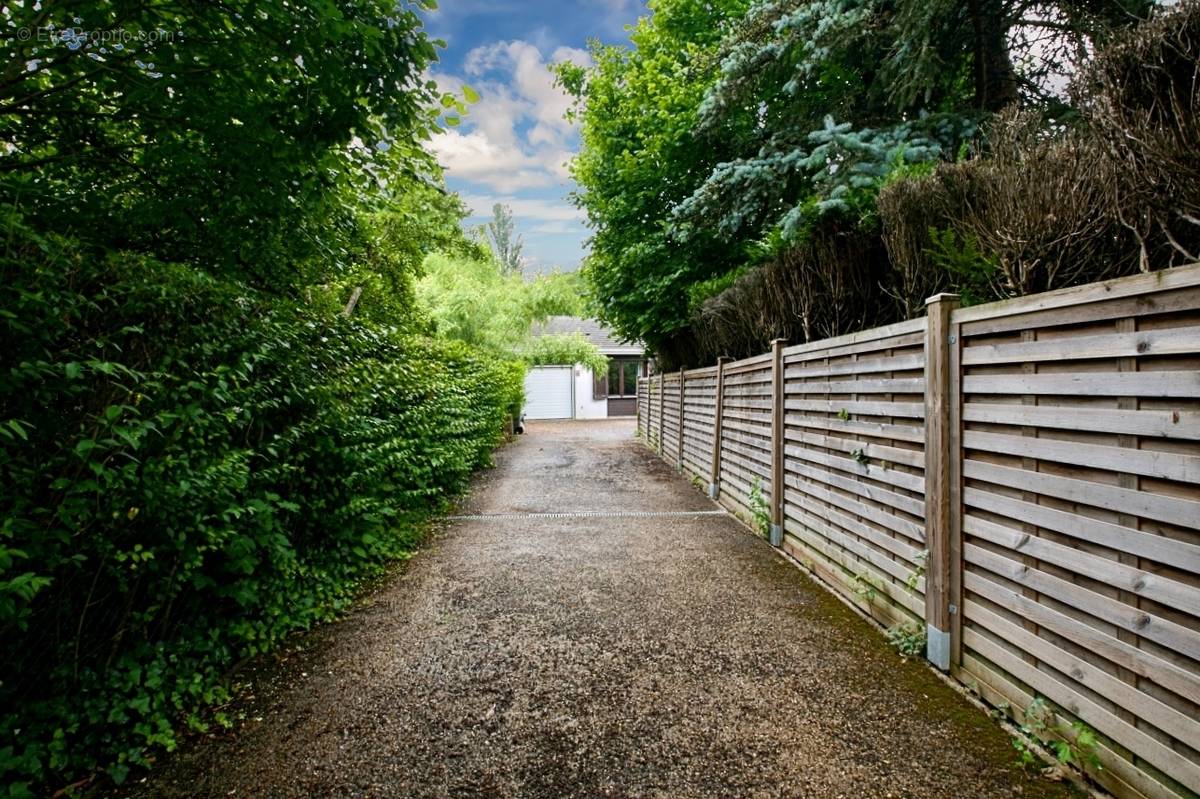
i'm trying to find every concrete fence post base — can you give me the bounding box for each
[926,625,950,671]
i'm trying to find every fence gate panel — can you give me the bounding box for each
[680,367,717,482]
[778,319,930,632]
[716,354,774,526]
[952,272,1200,799]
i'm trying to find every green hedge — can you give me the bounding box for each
[0,217,523,795]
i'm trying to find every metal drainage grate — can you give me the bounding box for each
[444,509,728,521]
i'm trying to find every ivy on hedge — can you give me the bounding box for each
[0,215,523,794]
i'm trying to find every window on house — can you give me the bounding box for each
[606,358,640,397]
[592,368,607,400]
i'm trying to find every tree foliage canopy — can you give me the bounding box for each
[555,0,751,366]
[486,203,525,276]
[563,0,1162,367]
[416,252,605,373]
[0,0,467,288]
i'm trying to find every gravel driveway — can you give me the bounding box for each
[122,420,1075,798]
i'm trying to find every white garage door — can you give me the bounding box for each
[524,366,574,419]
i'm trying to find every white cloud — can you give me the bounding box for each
[432,130,557,192]
[530,221,588,235]
[459,193,585,224]
[429,39,590,194]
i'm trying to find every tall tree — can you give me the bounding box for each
[487,203,525,275]
[0,0,461,289]
[555,0,751,367]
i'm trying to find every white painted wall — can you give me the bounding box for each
[574,365,608,419]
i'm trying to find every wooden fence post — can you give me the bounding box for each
[948,311,964,670]
[924,293,960,671]
[710,356,731,500]
[677,368,686,470]
[652,374,662,448]
[770,339,786,547]
[657,375,665,456]
[633,379,643,439]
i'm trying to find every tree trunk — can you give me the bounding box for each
[969,0,1020,111]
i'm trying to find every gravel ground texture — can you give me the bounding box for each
[119,419,1078,799]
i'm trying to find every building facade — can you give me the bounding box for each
[523,316,648,420]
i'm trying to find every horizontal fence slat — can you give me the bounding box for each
[965,570,1200,703]
[784,476,925,555]
[785,398,925,419]
[781,509,925,617]
[965,544,1200,663]
[785,413,925,444]
[963,487,1200,574]
[788,458,925,519]
[962,623,1200,793]
[963,371,1200,398]
[784,353,925,379]
[785,377,926,395]
[782,523,921,614]
[957,649,1179,799]
[963,429,1200,483]
[962,402,1200,441]
[965,599,1200,753]
[784,428,925,469]
[786,444,926,494]
[965,512,1200,617]
[963,459,1200,529]
[961,326,1200,365]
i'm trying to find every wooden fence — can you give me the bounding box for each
[636,264,1200,799]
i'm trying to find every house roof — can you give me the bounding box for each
[533,316,645,357]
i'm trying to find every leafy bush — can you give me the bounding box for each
[924,228,999,307]
[0,0,457,288]
[879,109,1138,308]
[1074,0,1200,270]
[690,226,894,361]
[519,333,608,376]
[416,253,584,354]
[0,215,517,794]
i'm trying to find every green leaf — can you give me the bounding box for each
[6,419,29,441]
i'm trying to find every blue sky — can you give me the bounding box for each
[424,0,646,273]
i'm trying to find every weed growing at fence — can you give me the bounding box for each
[906,550,928,592]
[885,621,927,659]
[748,479,771,537]
[851,572,881,604]
[1011,696,1103,772]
